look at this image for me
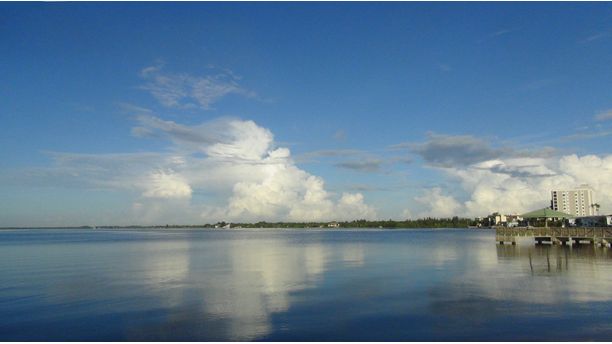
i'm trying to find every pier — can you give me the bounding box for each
[496,227,612,247]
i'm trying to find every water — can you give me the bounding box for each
[1,228,612,341]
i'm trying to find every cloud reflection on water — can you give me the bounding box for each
[132,233,367,340]
[4,229,612,341]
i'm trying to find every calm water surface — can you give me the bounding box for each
[1,228,612,341]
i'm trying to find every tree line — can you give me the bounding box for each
[213,217,473,229]
[6,217,475,229]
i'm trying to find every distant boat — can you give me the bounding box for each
[223,223,231,229]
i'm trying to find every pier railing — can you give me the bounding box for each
[495,226,612,246]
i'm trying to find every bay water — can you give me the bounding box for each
[1,228,611,341]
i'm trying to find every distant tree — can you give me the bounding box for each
[452,216,459,227]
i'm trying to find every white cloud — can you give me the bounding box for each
[140,63,255,110]
[462,155,612,216]
[28,116,376,224]
[204,123,377,220]
[142,170,192,199]
[401,208,413,220]
[412,154,612,218]
[413,187,461,218]
[226,164,327,221]
[223,156,376,222]
[336,193,376,221]
[404,133,612,217]
[206,120,274,161]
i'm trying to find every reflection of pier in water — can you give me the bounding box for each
[496,244,612,274]
[496,227,612,247]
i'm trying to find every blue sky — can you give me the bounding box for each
[1,2,612,226]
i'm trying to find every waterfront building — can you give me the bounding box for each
[574,215,612,227]
[550,185,596,217]
[482,213,523,227]
[494,214,507,225]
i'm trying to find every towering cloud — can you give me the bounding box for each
[37,116,376,224]
[407,134,612,217]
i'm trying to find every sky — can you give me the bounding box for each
[1,2,612,226]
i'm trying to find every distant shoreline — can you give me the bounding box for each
[0,217,479,230]
[6,216,609,231]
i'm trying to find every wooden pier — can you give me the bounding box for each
[496,227,612,247]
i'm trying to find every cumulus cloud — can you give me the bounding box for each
[402,133,612,218]
[142,170,192,199]
[480,155,612,214]
[206,120,275,161]
[336,193,376,220]
[413,187,461,218]
[409,154,612,218]
[224,163,331,221]
[140,63,256,110]
[203,119,376,222]
[221,153,375,222]
[27,116,376,224]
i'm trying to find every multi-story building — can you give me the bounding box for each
[550,185,596,217]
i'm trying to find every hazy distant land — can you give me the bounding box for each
[0,217,475,230]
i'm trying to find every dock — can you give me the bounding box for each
[496,227,612,247]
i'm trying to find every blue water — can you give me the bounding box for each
[1,228,612,341]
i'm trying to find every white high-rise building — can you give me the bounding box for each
[550,185,596,217]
